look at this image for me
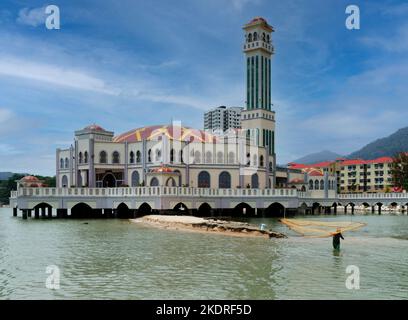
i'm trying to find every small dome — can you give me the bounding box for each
[249,16,267,24]
[84,124,105,131]
[21,176,39,182]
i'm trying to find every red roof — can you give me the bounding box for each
[84,124,105,132]
[289,178,305,184]
[289,156,394,170]
[113,125,218,144]
[21,176,39,182]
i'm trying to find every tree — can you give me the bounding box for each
[391,152,408,191]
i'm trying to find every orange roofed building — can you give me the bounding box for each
[288,156,395,193]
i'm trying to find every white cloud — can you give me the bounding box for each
[0,56,120,95]
[16,6,47,27]
[361,24,408,53]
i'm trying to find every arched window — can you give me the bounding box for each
[148,149,152,162]
[253,32,258,41]
[248,33,252,42]
[228,152,235,164]
[61,175,68,187]
[179,150,183,163]
[150,177,159,187]
[166,177,176,187]
[260,155,264,167]
[198,171,211,188]
[262,32,266,41]
[205,151,212,164]
[156,149,161,162]
[136,150,141,163]
[269,162,273,171]
[78,152,83,164]
[246,153,251,166]
[253,154,258,167]
[65,158,69,168]
[131,171,140,187]
[174,169,181,186]
[84,151,88,164]
[266,34,270,43]
[219,171,231,188]
[130,151,135,164]
[60,158,64,169]
[100,151,107,164]
[170,149,175,163]
[309,180,314,190]
[314,180,319,190]
[217,152,223,164]
[320,180,324,190]
[251,173,259,188]
[112,151,120,164]
[194,151,201,164]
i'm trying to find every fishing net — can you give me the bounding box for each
[280,218,366,238]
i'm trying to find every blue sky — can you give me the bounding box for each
[0,0,407,175]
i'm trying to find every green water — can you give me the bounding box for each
[0,208,407,299]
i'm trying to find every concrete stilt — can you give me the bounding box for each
[41,207,46,218]
[27,210,32,218]
[372,206,375,214]
[13,207,17,217]
[35,207,40,219]
[378,206,382,215]
[351,205,355,215]
[22,210,27,220]
[47,207,52,218]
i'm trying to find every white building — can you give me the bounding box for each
[204,106,243,132]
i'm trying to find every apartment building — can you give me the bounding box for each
[204,106,243,132]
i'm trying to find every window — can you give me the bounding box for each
[78,152,83,164]
[198,171,211,188]
[100,151,107,164]
[112,151,120,164]
[320,180,324,190]
[309,180,313,190]
[314,180,319,190]
[156,149,161,162]
[194,151,201,164]
[251,173,259,188]
[217,152,223,164]
[84,151,88,164]
[65,158,69,168]
[130,151,135,164]
[219,171,231,188]
[205,151,212,164]
[61,175,68,187]
[228,152,235,164]
[260,155,264,167]
[248,33,252,42]
[170,149,175,163]
[150,177,159,187]
[179,150,183,163]
[136,151,141,163]
[253,32,258,41]
[148,149,152,162]
[131,171,140,186]
[60,158,64,169]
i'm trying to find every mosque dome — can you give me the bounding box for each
[113,124,217,143]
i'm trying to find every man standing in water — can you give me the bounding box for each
[332,228,344,250]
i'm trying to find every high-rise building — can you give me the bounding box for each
[203,106,243,132]
[241,17,276,158]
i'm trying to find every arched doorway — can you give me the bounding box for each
[71,203,94,219]
[197,203,212,217]
[173,202,189,215]
[251,173,259,188]
[103,173,116,187]
[233,202,254,216]
[166,177,176,187]
[131,171,140,187]
[150,177,159,186]
[117,203,132,219]
[138,203,152,216]
[265,202,285,217]
[61,175,68,188]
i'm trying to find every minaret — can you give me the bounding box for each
[241,17,275,157]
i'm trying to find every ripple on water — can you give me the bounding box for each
[0,210,407,299]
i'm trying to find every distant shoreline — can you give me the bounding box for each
[130,215,286,239]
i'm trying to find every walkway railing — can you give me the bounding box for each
[17,187,300,198]
[339,192,408,200]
